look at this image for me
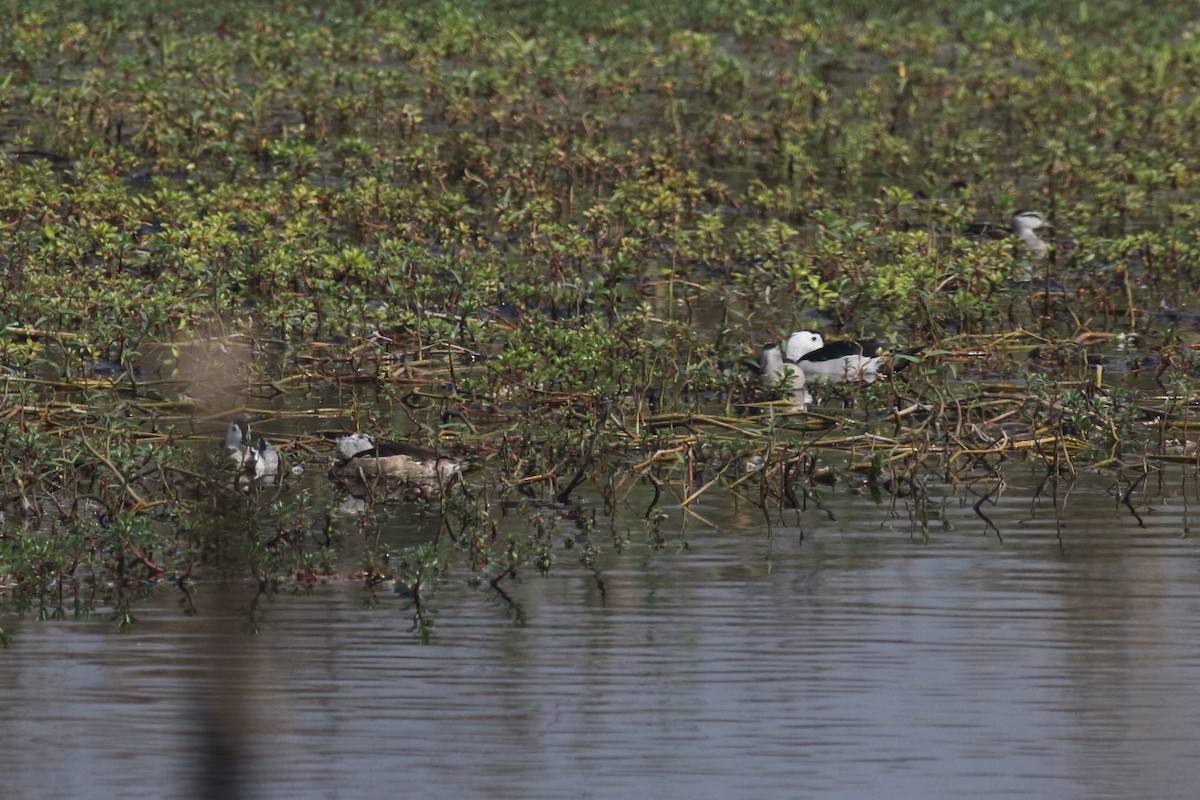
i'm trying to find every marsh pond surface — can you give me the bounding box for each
[3,468,1199,800]
[9,0,1200,796]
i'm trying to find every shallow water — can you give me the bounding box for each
[3,468,1200,799]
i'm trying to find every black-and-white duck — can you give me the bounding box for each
[331,432,462,485]
[785,331,887,383]
[225,421,281,480]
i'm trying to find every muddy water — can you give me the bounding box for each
[2,468,1200,799]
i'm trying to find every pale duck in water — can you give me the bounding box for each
[759,343,811,407]
[332,432,462,484]
[1010,210,1050,259]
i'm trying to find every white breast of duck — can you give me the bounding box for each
[759,344,811,407]
[332,433,461,483]
[226,422,280,479]
[785,331,884,383]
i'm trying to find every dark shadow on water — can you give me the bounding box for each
[196,704,253,800]
[191,588,259,800]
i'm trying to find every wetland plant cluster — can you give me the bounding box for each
[3,0,1200,633]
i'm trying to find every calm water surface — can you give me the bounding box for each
[3,469,1200,799]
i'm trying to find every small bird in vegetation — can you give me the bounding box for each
[759,343,810,407]
[331,432,462,486]
[785,331,888,383]
[1011,210,1050,259]
[225,421,281,480]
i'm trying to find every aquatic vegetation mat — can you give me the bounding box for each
[4,0,1200,634]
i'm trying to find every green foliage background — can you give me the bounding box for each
[4,0,1200,626]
